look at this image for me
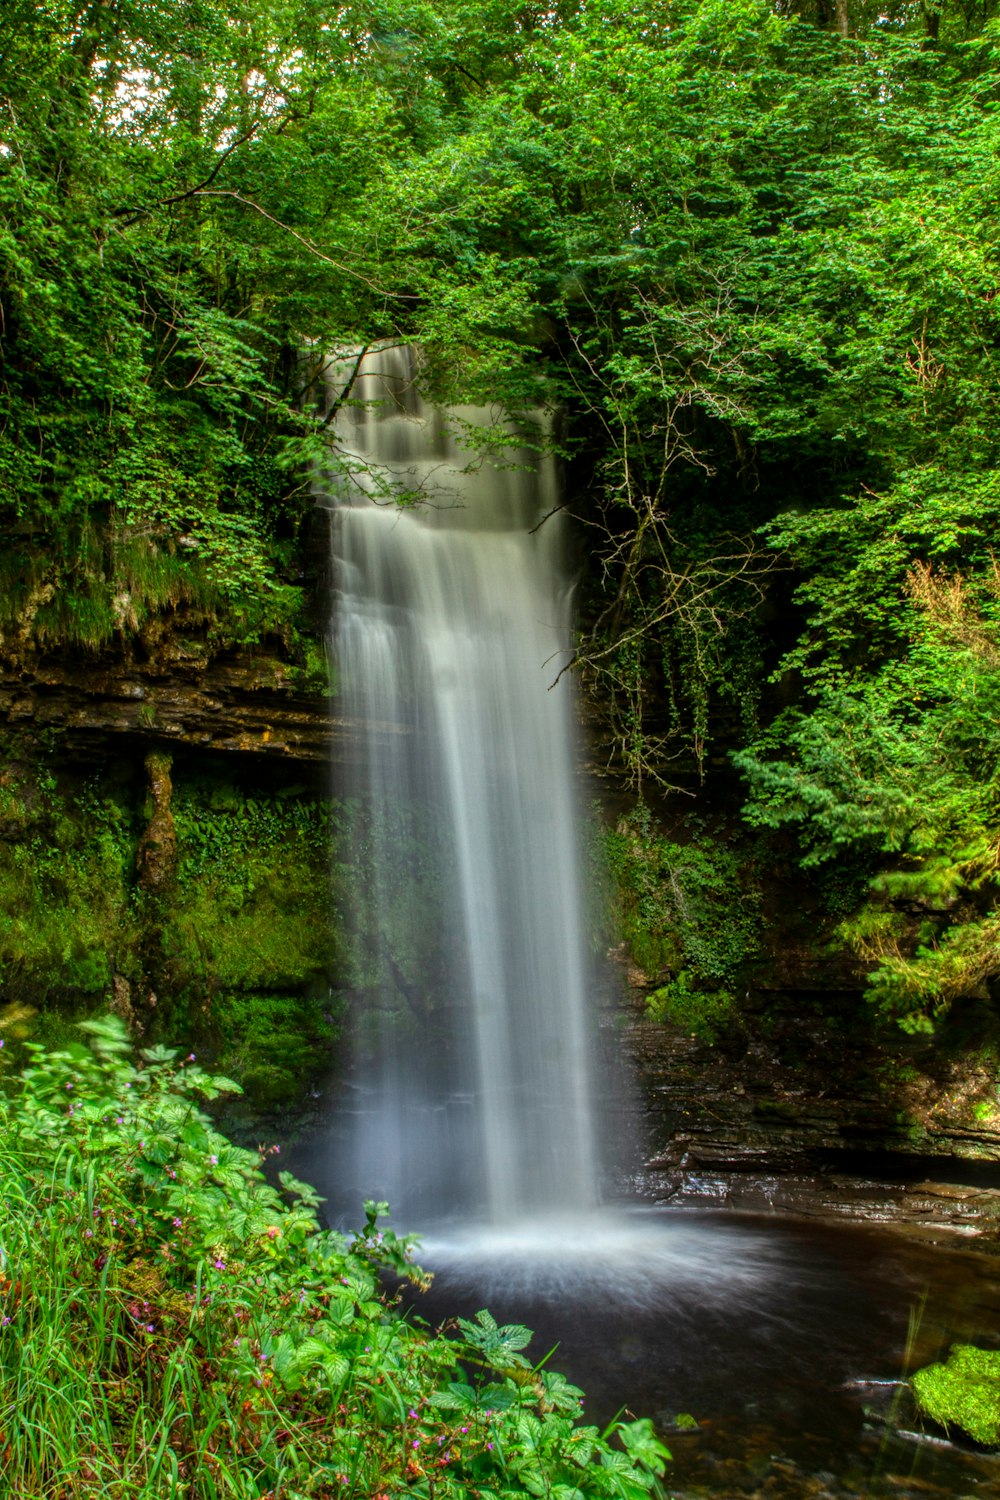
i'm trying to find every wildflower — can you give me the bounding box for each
[487,1442,495,1451]
[187,1053,195,1061]
[146,1324,155,1333]
[209,1155,218,1166]
[65,1082,73,1090]
[412,1440,420,1449]
[266,1225,280,1240]
[173,1218,182,1228]
[409,1410,418,1420]
[214,1258,226,1271]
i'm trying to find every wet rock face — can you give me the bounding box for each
[0,639,339,761]
[622,995,1000,1238]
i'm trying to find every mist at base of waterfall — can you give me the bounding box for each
[413,1205,788,1309]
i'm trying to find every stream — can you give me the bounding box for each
[405,1205,1000,1499]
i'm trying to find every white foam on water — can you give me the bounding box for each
[418,1207,786,1308]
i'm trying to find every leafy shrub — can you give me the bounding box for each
[0,1017,671,1498]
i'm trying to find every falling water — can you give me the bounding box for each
[320,345,598,1228]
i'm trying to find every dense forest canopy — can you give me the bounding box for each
[5,0,1000,1028]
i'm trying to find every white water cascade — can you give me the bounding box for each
[321,345,600,1229]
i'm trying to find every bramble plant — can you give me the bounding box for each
[0,1016,670,1498]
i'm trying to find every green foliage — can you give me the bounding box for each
[737,544,1000,1029]
[0,1018,670,1498]
[0,757,347,1097]
[602,805,759,1030]
[212,990,338,1109]
[912,1344,1000,1447]
[646,973,737,1045]
[0,768,140,1004]
[161,779,347,1094]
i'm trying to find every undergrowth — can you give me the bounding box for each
[602,805,760,1040]
[0,1018,670,1499]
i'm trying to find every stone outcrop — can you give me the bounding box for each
[0,638,373,763]
[621,992,1000,1241]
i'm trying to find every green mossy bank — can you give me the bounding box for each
[0,740,343,1108]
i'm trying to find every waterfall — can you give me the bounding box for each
[320,345,600,1228]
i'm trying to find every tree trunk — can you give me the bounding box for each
[922,2,941,47]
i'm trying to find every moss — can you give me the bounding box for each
[646,972,736,1044]
[0,771,142,1005]
[912,1344,1000,1446]
[0,754,349,1093]
[602,804,760,1026]
[162,783,342,996]
[211,991,339,1107]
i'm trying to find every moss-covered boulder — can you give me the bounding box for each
[912,1344,1000,1446]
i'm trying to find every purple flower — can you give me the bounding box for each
[209,1155,218,1166]
[172,1218,182,1228]
[214,1258,226,1271]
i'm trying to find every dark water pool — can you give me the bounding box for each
[401,1206,1000,1499]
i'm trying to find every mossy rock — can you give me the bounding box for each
[912,1344,1000,1446]
[240,1064,302,1109]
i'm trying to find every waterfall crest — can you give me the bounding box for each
[322,345,599,1226]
